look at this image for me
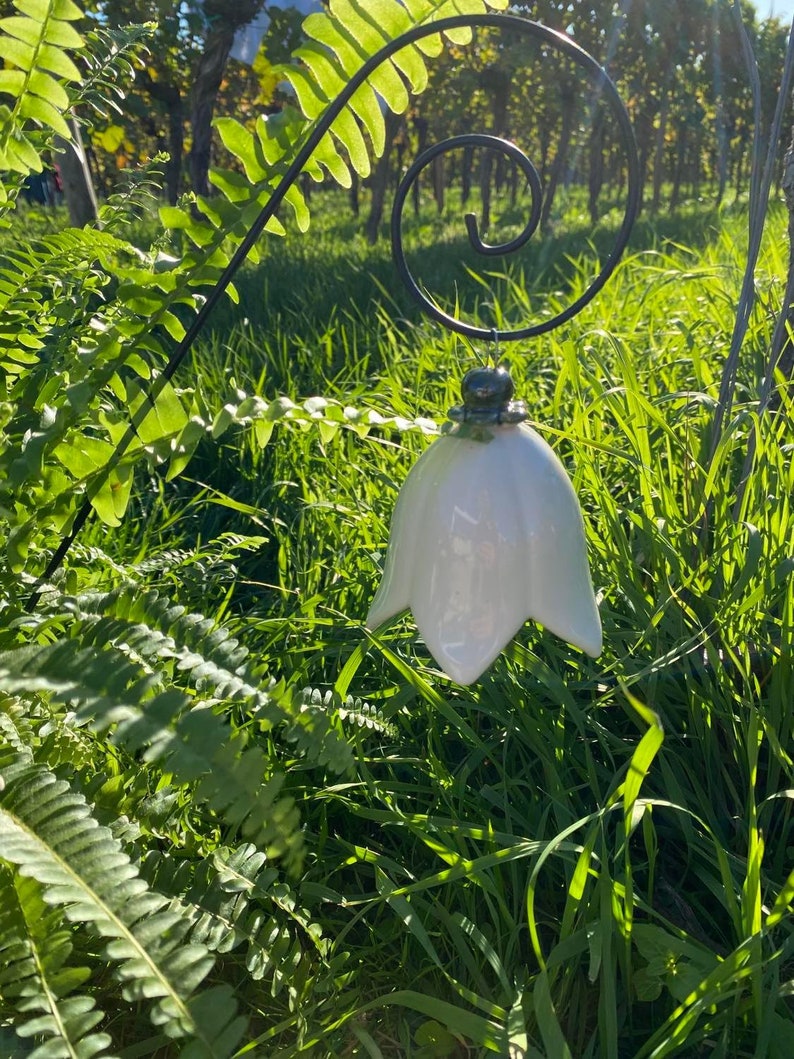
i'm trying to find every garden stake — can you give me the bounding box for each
[28,13,640,683]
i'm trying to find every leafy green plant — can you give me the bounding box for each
[0,0,792,1055]
[0,0,83,180]
[0,0,524,1054]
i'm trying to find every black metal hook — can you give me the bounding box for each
[390,21,641,341]
[27,12,641,607]
[392,133,543,266]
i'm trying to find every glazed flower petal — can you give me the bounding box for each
[367,422,602,685]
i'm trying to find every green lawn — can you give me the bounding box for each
[55,188,790,1056]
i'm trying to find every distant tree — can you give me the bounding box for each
[82,0,789,217]
[56,122,99,225]
[84,1,313,202]
[86,1,204,202]
[189,0,267,197]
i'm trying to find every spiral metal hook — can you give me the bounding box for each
[27,12,640,607]
[390,20,640,341]
[402,135,545,260]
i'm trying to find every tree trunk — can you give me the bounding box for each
[189,23,235,197]
[692,131,702,201]
[588,110,606,224]
[350,172,359,216]
[56,121,99,227]
[140,72,183,204]
[412,114,429,218]
[734,147,746,199]
[365,110,402,244]
[480,149,494,234]
[715,108,729,207]
[189,1,265,198]
[461,144,473,207]
[670,127,687,209]
[635,96,660,214]
[541,83,575,231]
[651,94,671,212]
[432,154,444,215]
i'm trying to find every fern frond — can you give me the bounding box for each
[74,22,153,125]
[0,0,84,174]
[0,638,305,862]
[98,150,168,230]
[67,587,355,776]
[0,226,137,379]
[0,764,247,1055]
[303,687,399,739]
[0,697,35,758]
[1,1,481,541]
[206,1,508,245]
[0,867,111,1059]
[271,0,509,186]
[68,588,280,714]
[142,844,328,997]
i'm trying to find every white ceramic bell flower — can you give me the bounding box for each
[366,366,602,685]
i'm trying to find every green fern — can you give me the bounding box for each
[0,762,247,1055]
[0,582,359,867]
[142,844,332,998]
[74,22,153,126]
[303,687,399,739]
[66,586,355,775]
[0,0,505,557]
[0,227,135,378]
[98,150,169,230]
[0,2,533,1049]
[213,0,508,200]
[0,699,34,759]
[0,637,305,862]
[0,868,110,1059]
[0,0,84,176]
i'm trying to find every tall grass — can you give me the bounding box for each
[84,190,794,1056]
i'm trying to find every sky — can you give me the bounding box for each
[756,0,794,23]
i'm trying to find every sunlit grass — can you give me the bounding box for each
[82,189,794,1056]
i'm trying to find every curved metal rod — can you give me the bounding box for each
[391,33,641,339]
[393,134,543,265]
[27,12,640,607]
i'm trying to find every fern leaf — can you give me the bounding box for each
[272,0,508,180]
[0,639,305,862]
[0,226,136,381]
[303,687,399,738]
[141,845,327,996]
[0,868,111,1059]
[0,697,35,758]
[0,0,84,172]
[0,764,246,1055]
[208,0,508,214]
[1,0,502,551]
[299,19,390,153]
[74,23,153,124]
[67,587,355,777]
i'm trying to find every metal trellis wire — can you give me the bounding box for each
[27,12,640,609]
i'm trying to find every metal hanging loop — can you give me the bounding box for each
[26,12,640,609]
[389,19,641,342]
[393,134,543,270]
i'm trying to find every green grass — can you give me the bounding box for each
[20,184,783,1059]
[69,188,794,1056]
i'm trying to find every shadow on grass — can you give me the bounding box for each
[211,189,735,352]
